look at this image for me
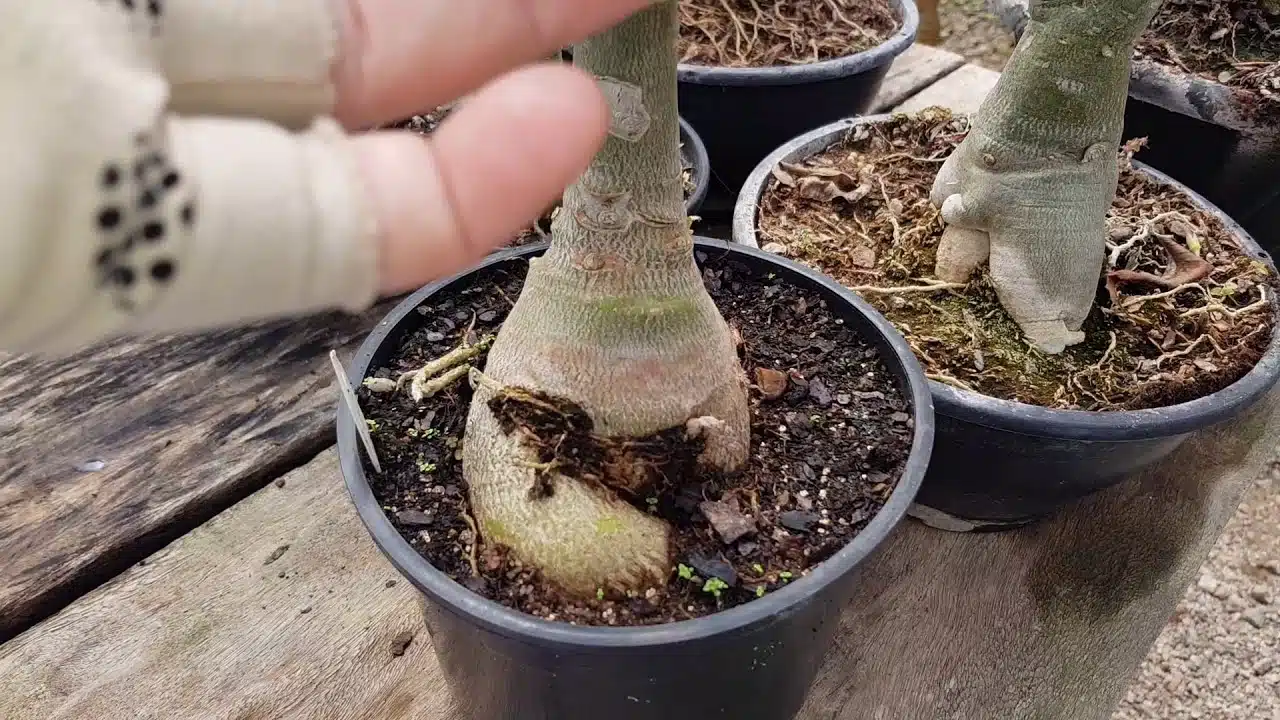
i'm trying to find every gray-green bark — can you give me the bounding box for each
[460,2,749,597]
[931,0,1163,353]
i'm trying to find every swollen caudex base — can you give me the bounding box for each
[459,257,750,597]
[929,125,1117,355]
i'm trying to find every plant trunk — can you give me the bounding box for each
[461,2,749,598]
[930,0,1163,353]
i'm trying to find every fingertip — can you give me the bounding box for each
[356,63,613,297]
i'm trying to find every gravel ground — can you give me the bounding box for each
[928,3,1280,717]
[1114,468,1280,719]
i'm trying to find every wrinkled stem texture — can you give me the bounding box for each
[931,0,1162,353]
[461,2,749,597]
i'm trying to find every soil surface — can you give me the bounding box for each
[757,108,1277,411]
[677,0,899,67]
[357,251,914,625]
[386,106,697,243]
[1137,0,1280,105]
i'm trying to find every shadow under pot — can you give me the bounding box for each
[674,0,919,217]
[336,238,935,719]
[733,112,1280,531]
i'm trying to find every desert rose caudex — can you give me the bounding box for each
[461,2,750,597]
[931,0,1164,353]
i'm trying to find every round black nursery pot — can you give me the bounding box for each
[676,0,919,217]
[734,115,1280,531]
[337,239,934,720]
[679,116,712,215]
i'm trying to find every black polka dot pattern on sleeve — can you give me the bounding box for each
[93,131,196,313]
[97,0,164,34]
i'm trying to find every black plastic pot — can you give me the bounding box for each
[676,0,919,218]
[678,116,711,215]
[735,115,1280,531]
[992,0,1280,256]
[337,238,934,719]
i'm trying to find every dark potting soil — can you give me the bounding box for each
[386,105,698,244]
[1136,0,1280,111]
[757,108,1278,412]
[677,0,899,68]
[357,253,913,625]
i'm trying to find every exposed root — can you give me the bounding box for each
[399,336,494,402]
[482,381,709,501]
[460,510,481,577]
[677,0,898,67]
[848,280,966,295]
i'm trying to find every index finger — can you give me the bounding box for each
[333,0,655,128]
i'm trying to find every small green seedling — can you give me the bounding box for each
[424,427,441,439]
[755,585,766,598]
[677,564,696,581]
[596,588,605,601]
[406,427,420,438]
[778,571,793,583]
[706,573,727,597]
[752,563,764,575]
[365,419,380,433]
[416,457,437,474]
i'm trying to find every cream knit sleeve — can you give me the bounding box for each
[0,1,379,355]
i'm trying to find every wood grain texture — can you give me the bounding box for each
[6,398,1277,720]
[0,450,460,720]
[0,304,390,641]
[869,44,967,113]
[5,66,1270,720]
[895,62,1001,115]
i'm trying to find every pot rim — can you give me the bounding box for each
[675,0,919,87]
[678,116,712,214]
[989,0,1263,134]
[337,237,935,650]
[733,112,1280,441]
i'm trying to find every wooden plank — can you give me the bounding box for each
[869,43,967,113]
[0,450,460,720]
[0,303,391,641]
[5,393,1278,719]
[894,62,1001,115]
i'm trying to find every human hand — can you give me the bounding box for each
[0,0,656,354]
[328,0,655,296]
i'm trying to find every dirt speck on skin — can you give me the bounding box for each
[357,252,914,626]
[757,108,1277,411]
[678,0,899,67]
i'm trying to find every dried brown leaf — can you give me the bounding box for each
[1108,236,1212,290]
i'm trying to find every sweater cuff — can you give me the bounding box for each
[128,115,379,335]
[158,0,344,128]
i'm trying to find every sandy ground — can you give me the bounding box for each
[931,1,1280,716]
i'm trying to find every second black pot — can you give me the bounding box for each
[734,114,1280,530]
[676,0,919,217]
[338,238,934,719]
[678,116,712,215]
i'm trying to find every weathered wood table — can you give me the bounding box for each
[0,45,1271,720]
